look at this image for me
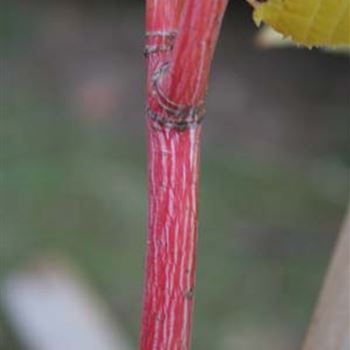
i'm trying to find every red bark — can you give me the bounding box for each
[141,1,228,349]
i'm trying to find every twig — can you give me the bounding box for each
[140,1,228,349]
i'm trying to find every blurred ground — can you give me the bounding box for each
[0,1,349,349]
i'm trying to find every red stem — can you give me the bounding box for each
[141,1,228,349]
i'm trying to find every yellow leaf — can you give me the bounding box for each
[249,0,350,48]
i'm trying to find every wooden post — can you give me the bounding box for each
[302,212,350,350]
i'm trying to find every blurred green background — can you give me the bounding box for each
[0,1,349,349]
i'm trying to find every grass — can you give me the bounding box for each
[0,86,347,349]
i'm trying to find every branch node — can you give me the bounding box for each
[144,31,177,57]
[147,62,205,131]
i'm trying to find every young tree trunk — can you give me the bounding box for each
[140,1,228,349]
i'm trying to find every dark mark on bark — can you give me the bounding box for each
[144,31,177,57]
[147,62,205,131]
[185,287,194,300]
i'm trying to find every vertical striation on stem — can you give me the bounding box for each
[141,1,228,349]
